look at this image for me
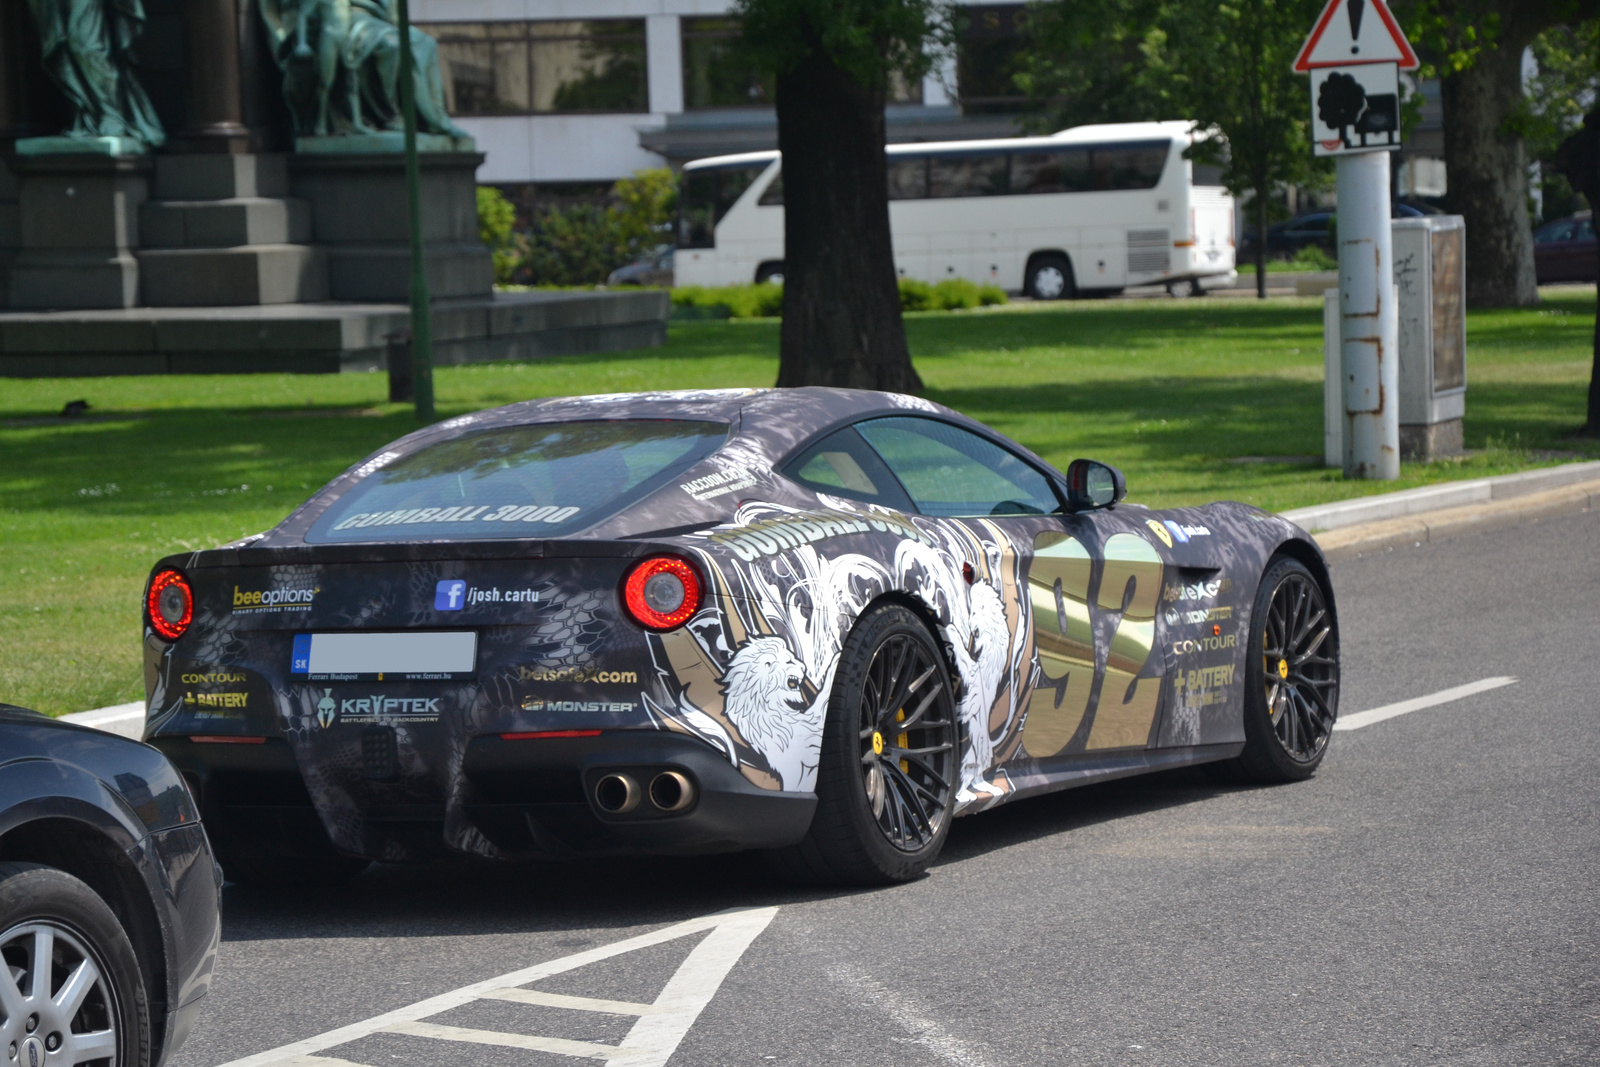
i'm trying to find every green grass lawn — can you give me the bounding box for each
[3,290,1595,716]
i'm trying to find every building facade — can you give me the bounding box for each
[410,0,1036,200]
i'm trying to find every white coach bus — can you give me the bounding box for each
[674,120,1236,299]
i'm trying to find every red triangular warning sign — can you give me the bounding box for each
[1294,0,1419,72]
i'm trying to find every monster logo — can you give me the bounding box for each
[316,688,336,728]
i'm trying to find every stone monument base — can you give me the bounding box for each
[7,154,151,310]
[1399,418,1464,461]
[0,289,669,376]
[290,151,492,302]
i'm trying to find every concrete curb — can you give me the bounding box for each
[1281,460,1600,533]
[1306,477,1600,559]
[60,702,146,739]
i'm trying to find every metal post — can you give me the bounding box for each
[394,0,434,421]
[1336,149,1399,480]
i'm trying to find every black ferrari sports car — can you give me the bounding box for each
[0,703,220,1067]
[141,388,1338,885]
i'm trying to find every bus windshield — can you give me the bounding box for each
[678,162,769,248]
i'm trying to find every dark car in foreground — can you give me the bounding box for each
[1533,213,1596,284]
[141,388,1339,886]
[0,704,220,1066]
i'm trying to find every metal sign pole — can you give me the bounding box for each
[1336,149,1400,479]
[395,0,435,422]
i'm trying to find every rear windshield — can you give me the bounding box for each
[305,420,729,543]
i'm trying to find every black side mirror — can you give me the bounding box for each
[1064,459,1127,510]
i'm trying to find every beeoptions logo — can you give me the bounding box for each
[435,579,466,611]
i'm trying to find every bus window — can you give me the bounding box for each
[928,151,1008,198]
[888,156,929,200]
[1092,141,1169,190]
[677,162,767,248]
[758,172,783,206]
[1011,148,1091,194]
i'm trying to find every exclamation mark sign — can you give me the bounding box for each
[1348,0,1365,53]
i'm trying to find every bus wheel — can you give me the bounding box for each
[755,261,785,285]
[1025,254,1074,300]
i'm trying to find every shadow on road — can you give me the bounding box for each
[219,765,1245,943]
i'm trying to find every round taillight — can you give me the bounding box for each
[147,569,194,642]
[623,556,702,631]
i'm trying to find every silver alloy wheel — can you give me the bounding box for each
[0,921,119,1066]
[1032,265,1066,299]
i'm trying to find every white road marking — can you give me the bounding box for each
[482,987,662,1015]
[826,965,995,1067]
[214,906,777,1067]
[1334,677,1518,731]
[385,1020,619,1059]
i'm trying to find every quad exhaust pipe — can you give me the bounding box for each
[593,771,696,815]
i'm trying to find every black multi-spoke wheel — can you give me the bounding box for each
[767,604,957,885]
[857,631,958,853]
[1229,556,1340,783]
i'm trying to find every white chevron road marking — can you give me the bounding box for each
[215,906,778,1067]
[1334,677,1518,731]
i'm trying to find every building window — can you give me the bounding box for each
[681,18,773,109]
[423,20,647,116]
[956,4,1031,113]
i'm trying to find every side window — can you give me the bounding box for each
[928,152,1008,198]
[855,417,1061,517]
[888,156,929,200]
[1537,220,1576,243]
[758,172,783,206]
[1011,148,1091,195]
[1578,218,1595,241]
[783,427,915,510]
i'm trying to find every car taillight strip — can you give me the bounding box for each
[500,730,604,740]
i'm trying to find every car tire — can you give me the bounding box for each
[754,261,785,285]
[766,604,959,886]
[214,846,370,889]
[1024,253,1075,300]
[1226,556,1340,783]
[0,861,153,1067]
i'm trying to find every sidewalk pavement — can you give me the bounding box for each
[59,460,1600,731]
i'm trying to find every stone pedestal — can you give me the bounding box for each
[1400,419,1464,462]
[137,153,326,305]
[8,154,151,310]
[289,152,492,302]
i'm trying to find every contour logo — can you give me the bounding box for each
[435,579,466,611]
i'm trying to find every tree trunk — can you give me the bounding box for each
[1255,190,1267,299]
[1439,36,1539,307]
[1553,108,1600,435]
[774,46,920,392]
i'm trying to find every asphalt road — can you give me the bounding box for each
[171,508,1600,1067]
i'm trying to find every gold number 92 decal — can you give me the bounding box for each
[1022,531,1165,757]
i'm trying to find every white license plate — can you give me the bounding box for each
[290,631,477,680]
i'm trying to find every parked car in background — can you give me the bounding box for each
[606,245,675,287]
[1533,213,1596,284]
[1241,203,1423,260]
[0,703,220,1067]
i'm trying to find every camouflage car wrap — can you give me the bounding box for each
[142,388,1336,863]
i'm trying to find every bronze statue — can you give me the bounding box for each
[25,0,166,147]
[259,0,468,142]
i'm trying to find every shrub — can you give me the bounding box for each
[476,186,520,285]
[672,283,784,318]
[495,167,679,287]
[899,276,1007,311]
[1289,244,1337,271]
